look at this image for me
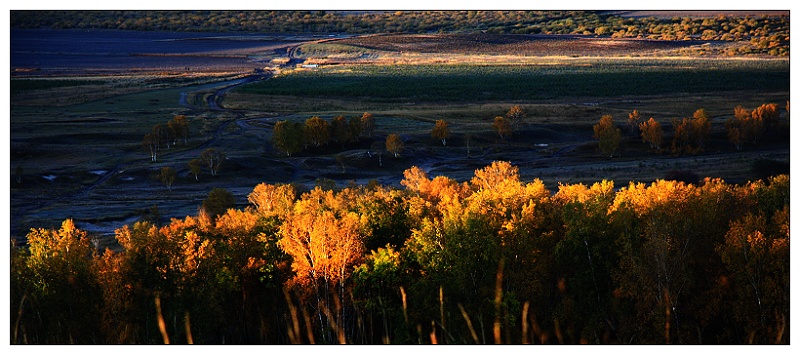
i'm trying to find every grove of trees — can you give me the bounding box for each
[11,161,789,344]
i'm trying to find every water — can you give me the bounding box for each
[11,28,303,73]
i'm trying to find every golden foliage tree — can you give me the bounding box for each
[506,105,526,127]
[671,118,693,155]
[639,117,663,150]
[691,109,711,150]
[431,119,450,146]
[385,133,404,158]
[248,183,296,219]
[304,116,330,148]
[360,112,375,138]
[627,109,643,135]
[492,116,512,140]
[593,115,622,157]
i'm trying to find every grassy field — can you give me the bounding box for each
[233,59,788,105]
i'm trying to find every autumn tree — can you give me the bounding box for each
[691,109,711,150]
[272,120,305,156]
[717,207,790,343]
[593,115,621,157]
[627,109,643,135]
[431,119,450,146]
[160,166,176,191]
[492,116,511,140]
[726,113,747,151]
[304,116,330,148]
[750,103,780,140]
[278,187,366,343]
[188,159,202,181]
[361,112,375,138]
[726,105,772,150]
[671,118,692,155]
[248,183,296,218]
[199,148,225,176]
[18,219,101,343]
[168,115,190,145]
[506,105,526,127]
[639,117,663,151]
[386,134,404,158]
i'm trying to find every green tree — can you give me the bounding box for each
[144,133,159,162]
[273,120,305,156]
[202,187,236,218]
[153,123,174,150]
[348,116,363,143]
[199,148,225,176]
[331,115,351,148]
[168,115,190,145]
[188,158,202,181]
[160,166,176,191]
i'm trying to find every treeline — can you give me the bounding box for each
[593,102,789,158]
[272,113,375,156]
[11,162,789,344]
[10,11,789,55]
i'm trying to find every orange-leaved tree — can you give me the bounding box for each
[304,116,330,148]
[278,187,365,343]
[431,119,450,146]
[593,115,622,157]
[627,109,643,135]
[492,116,512,140]
[639,117,663,151]
[361,112,375,138]
[386,134,404,158]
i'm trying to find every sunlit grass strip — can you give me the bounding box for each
[239,60,788,102]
